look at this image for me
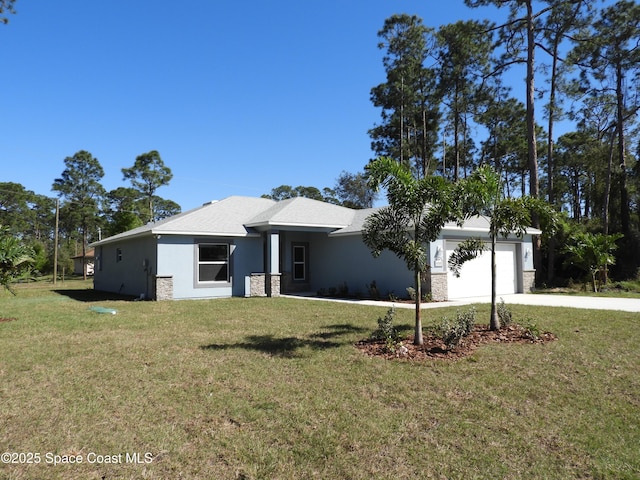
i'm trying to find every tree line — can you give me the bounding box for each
[282,1,640,284]
[0,150,178,279]
[1,148,373,283]
[261,171,378,209]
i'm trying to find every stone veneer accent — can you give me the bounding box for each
[155,275,173,301]
[523,270,536,293]
[430,272,448,302]
[268,273,281,297]
[250,273,267,297]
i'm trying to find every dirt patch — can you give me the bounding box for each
[0,318,17,323]
[355,323,556,361]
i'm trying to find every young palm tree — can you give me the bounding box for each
[363,157,458,345]
[449,165,557,330]
[564,232,623,292]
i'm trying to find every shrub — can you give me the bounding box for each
[370,307,401,352]
[407,286,432,303]
[522,318,540,341]
[367,280,380,300]
[435,307,476,349]
[497,297,512,328]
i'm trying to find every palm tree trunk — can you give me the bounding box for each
[490,234,500,330]
[414,267,423,345]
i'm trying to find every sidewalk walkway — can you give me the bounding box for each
[282,293,640,313]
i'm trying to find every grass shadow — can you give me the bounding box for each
[395,323,414,334]
[54,289,137,302]
[308,323,368,340]
[201,323,367,358]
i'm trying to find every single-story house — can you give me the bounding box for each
[90,195,538,301]
[71,248,95,276]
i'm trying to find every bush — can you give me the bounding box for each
[367,280,380,300]
[407,286,432,303]
[497,298,512,328]
[522,318,541,341]
[435,307,476,349]
[370,307,401,352]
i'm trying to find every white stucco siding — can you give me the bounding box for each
[231,237,264,296]
[311,234,414,298]
[93,236,157,298]
[522,234,535,271]
[157,237,200,299]
[157,236,263,299]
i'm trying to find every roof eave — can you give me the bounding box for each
[329,225,543,237]
[442,225,543,236]
[90,230,153,247]
[90,229,260,247]
[155,231,261,238]
[244,220,349,231]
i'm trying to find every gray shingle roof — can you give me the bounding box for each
[91,195,542,247]
[245,197,355,229]
[329,207,379,236]
[92,196,276,245]
[329,208,542,236]
[162,196,276,235]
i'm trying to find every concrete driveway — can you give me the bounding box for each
[445,293,640,313]
[284,293,640,313]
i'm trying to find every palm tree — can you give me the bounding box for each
[564,232,623,292]
[449,166,557,330]
[363,157,458,345]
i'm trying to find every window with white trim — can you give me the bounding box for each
[197,243,229,283]
[292,244,306,281]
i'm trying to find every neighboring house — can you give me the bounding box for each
[90,196,539,301]
[71,248,95,276]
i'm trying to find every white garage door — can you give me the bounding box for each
[446,241,516,299]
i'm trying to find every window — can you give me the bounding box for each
[198,244,229,283]
[116,248,122,262]
[292,244,306,281]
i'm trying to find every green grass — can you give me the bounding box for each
[1,280,639,479]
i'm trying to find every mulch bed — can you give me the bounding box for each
[355,323,556,361]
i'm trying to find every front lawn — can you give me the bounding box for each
[1,281,639,479]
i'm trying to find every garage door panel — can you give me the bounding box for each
[446,241,516,299]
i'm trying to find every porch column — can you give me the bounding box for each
[267,230,281,297]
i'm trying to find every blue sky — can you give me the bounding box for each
[3,1,522,211]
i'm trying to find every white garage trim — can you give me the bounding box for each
[446,241,516,299]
